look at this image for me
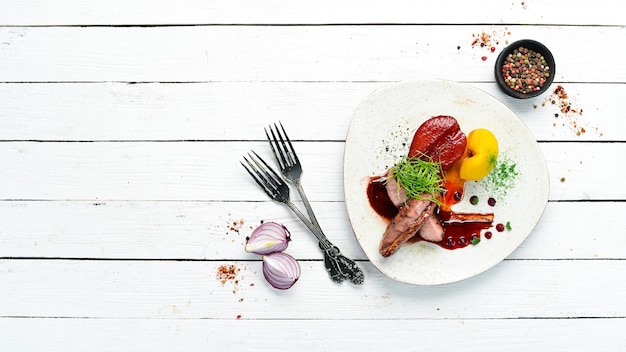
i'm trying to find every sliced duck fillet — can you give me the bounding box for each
[417,208,445,243]
[379,198,433,257]
[384,174,408,208]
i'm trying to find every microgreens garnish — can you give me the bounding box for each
[390,154,446,204]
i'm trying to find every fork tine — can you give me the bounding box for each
[278,121,299,164]
[241,155,275,197]
[250,151,283,186]
[265,127,287,170]
[271,123,294,168]
[241,152,280,196]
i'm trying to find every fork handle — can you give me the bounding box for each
[294,181,321,230]
[285,199,332,248]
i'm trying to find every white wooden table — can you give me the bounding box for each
[1,1,625,351]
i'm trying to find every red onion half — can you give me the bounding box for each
[262,252,301,290]
[245,222,291,255]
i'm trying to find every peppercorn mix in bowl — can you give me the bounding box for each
[495,39,555,99]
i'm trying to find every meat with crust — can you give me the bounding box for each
[379,198,434,257]
[444,212,494,223]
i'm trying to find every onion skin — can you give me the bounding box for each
[245,222,291,255]
[262,252,301,290]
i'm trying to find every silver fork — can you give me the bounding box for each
[241,151,364,285]
[265,122,319,229]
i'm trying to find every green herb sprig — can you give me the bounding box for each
[390,154,446,204]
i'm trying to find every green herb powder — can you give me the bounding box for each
[483,156,519,198]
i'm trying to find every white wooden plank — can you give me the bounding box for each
[0,200,365,261]
[0,26,623,82]
[1,259,625,319]
[1,317,625,352]
[0,0,623,26]
[0,82,620,141]
[0,201,624,261]
[0,141,623,201]
[510,201,626,260]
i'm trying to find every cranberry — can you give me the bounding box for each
[445,236,455,247]
[484,231,493,239]
[496,223,505,232]
[458,236,467,247]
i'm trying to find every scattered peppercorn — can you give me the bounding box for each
[542,85,599,136]
[501,46,550,94]
[472,32,494,48]
[217,264,239,284]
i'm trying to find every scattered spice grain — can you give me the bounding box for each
[542,85,601,136]
[217,264,239,284]
[469,28,511,59]
[471,31,494,48]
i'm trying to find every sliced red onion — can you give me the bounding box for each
[262,252,301,290]
[245,222,291,255]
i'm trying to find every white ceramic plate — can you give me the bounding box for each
[343,80,549,285]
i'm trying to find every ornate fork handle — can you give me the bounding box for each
[319,243,365,285]
[283,199,365,285]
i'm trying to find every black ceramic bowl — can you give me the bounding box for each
[495,39,555,99]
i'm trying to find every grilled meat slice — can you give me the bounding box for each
[417,207,445,243]
[379,198,434,257]
[384,174,408,208]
